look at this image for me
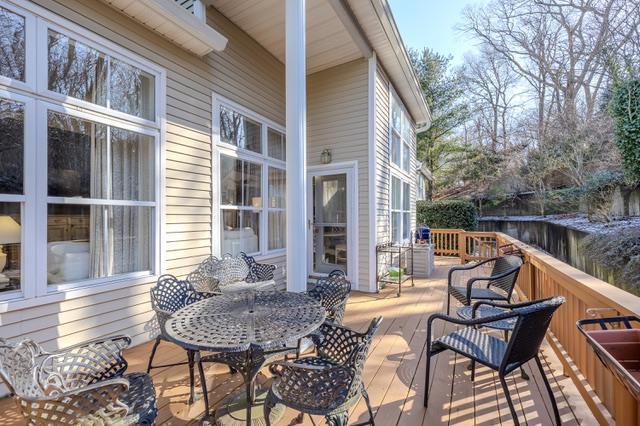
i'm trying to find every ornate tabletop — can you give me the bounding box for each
[165,290,326,352]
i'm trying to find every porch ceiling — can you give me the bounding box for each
[208,0,365,74]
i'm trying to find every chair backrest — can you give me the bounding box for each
[501,297,565,373]
[488,255,523,295]
[317,317,382,370]
[308,275,351,324]
[186,256,221,293]
[150,274,191,315]
[0,338,46,398]
[188,254,250,289]
[328,269,346,277]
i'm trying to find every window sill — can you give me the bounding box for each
[0,272,158,314]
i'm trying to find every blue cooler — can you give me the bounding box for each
[415,225,430,243]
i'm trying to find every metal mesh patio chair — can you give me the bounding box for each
[0,335,157,425]
[265,317,383,426]
[446,255,523,314]
[186,253,277,293]
[424,296,565,426]
[308,274,351,325]
[148,274,218,404]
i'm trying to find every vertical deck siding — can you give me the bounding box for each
[307,59,370,290]
[0,0,285,350]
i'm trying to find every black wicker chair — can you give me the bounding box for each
[0,335,157,425]
[424,296,565,426]
[265,317,383,426]
[308,274,352,325]
[446,255,523,314]
[148,274,217,404]
[186,252,277,293]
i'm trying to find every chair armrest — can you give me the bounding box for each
[26,378,130,423]
[41,336,131,386]
[268,361,353,409]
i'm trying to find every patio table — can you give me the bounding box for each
[164,290,325,425]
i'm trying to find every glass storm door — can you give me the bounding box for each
[309,173,348,275]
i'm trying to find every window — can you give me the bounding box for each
[391,176,411,242]
[390,93,412,173]
[0,2,162,300]
[216,99,286,256]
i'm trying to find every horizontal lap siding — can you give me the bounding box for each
[375,66,391,243]
[307,59,370,291]
[0,0,285,351]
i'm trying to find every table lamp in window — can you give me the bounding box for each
[0,216,20,283]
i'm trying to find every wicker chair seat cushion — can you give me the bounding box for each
[457,306,517,331]
[219,279,277,293]
[121,373,157,425]
[450,286,508,303]
[432,327,507,369]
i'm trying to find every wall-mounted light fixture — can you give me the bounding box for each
[321,149,332,164]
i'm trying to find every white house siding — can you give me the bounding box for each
[0,0,285,351]
[307,59,370,291]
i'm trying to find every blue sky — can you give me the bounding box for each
[387,0,488,65]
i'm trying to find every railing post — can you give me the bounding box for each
[458,231,466,264]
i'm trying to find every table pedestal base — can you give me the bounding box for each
[214,387,285,426]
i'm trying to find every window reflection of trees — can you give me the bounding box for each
[48,31,154,120]
[0,99,23,194]
[0,7,25,81]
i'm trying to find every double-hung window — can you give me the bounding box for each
[0,2,163,301]
[215,98,286,257]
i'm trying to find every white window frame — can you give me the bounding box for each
[0,0,166,309]
[212,94,286,259]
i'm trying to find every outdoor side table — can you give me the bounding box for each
[164,290,326,425]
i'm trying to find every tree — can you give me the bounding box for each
[610,79,640,184]
[409,48,469,199]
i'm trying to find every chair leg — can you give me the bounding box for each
[146,336,161,373]
[470,360,476,382]
[535,355,561,425]
[446,293,451,315]
[264,393,276,426]
[424,349,432,407]
[362,387,375,425]
[187,350,195,404]
[499,374,520,426]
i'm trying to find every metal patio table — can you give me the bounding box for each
[164,290,325,425]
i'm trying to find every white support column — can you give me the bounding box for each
[285,0,307,292]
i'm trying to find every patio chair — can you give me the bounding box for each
[186,252,277,294]
[148,274,218,404]
[0,335,157,425]
[265,317,383,426]
[308,274,352,325]
[424,296,565,426]
[446,255,523,314]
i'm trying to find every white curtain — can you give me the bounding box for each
[89,123,107,278]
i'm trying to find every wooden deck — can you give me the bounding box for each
[0,258,596,425]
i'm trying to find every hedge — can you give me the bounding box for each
[417,200,478,230]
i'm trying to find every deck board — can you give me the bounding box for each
[0,258,594,425]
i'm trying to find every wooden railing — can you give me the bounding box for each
[430,228,640,425]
